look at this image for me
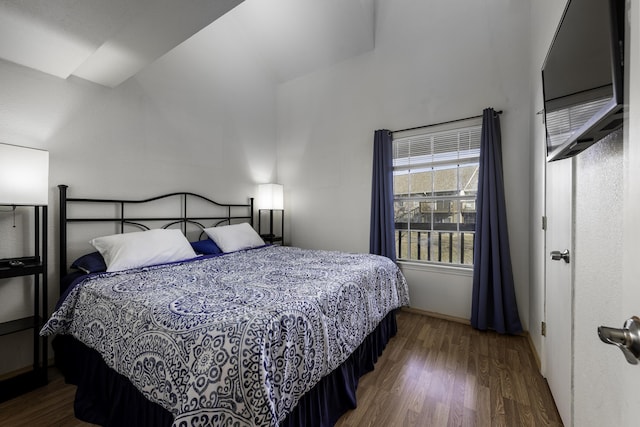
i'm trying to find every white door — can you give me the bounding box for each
[615,2,640,423]
[588,39,640,425]
[544,158,573,426]
[564,5,640,426]
[617,111,640,426]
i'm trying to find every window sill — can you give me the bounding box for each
[397,260,473,277]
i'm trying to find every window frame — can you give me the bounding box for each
[392,117,482,267]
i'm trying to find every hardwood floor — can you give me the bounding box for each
[336,310,562,426]
[0,310,562,426]
[0,369,96,427]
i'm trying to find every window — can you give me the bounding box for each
[393,118,482,266]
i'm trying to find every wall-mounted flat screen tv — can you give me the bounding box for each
[542,0,625,162]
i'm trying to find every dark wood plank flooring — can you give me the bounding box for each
[0,310,562,426]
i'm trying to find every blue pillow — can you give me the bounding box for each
[70,251,107,274]
[190,238,222,255]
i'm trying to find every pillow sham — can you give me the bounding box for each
[90,228,197,272]
[190,238,222,255]
[204,222,265,253]
[70,251,107,274]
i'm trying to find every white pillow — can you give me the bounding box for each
[204,222,265,253]
[90,228,197,272]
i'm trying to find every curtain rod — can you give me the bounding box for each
[391,110,503,134]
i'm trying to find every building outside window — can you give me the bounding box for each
[393,117,482,266]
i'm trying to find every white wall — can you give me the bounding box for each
[0,12,278,375]
[277,0,532,323]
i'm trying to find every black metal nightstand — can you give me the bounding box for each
[0,205,48,402]
[258,209,284,245]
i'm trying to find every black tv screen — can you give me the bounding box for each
[542,0,625,162]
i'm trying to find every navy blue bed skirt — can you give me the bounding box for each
[53,310,398,427]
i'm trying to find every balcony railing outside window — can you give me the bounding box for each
[392,118,481,267]
[395,230,474,264]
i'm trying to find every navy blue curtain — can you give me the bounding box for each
[369,129,396,261]
[471,108,522,335]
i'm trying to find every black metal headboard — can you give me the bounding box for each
[58,184,253,279]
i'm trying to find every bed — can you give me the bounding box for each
[42,185,410,427]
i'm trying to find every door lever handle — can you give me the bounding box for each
[550,249,570,263]
[597,316,640,365]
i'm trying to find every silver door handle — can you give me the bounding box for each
[598,316,640,365]
[550,249,570,263]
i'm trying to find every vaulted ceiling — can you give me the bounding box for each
[0,0,375,87]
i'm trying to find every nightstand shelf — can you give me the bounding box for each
[0,316,43,336]
[0,259,44,279]
[0,205,48,402]
[258,209,284,245]
[259,234,283,244]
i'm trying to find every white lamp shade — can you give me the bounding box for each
[0,143,49,205]
[257,183,283,210]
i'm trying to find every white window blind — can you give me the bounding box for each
[393,121,482,171]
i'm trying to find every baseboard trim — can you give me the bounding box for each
[401,306,471,325]
[525,331,542,371]
[0,358,55,382]
[0,365,32,381]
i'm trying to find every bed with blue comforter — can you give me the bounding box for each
[43,245,409,426]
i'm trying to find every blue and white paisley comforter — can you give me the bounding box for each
[42,245,409,426]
